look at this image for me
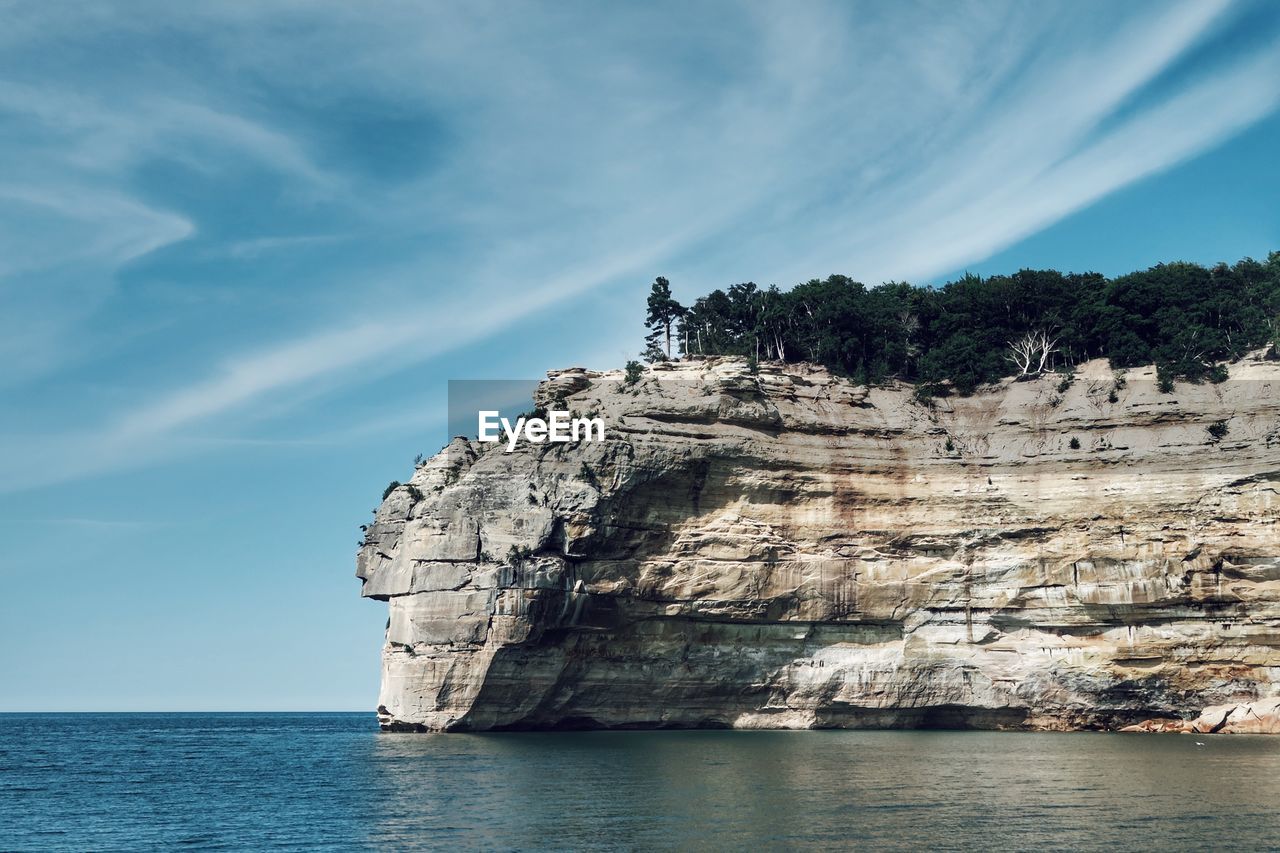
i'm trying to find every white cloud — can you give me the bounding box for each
[1,0,1277,490]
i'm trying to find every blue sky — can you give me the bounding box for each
[1,1,1278,710]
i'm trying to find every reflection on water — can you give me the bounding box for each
[365,727,1280,850]
[2,714,1279,850]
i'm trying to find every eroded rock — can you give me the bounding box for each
[358,355,1280,731]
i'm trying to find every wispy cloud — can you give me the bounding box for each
[0,0,1277,491]
[787,0,1277,284]
[0,517,150,531]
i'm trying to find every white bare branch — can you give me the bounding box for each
[1007,329,1059,377]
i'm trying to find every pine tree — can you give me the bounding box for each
[645,277,685,360]
[642,328,668,363]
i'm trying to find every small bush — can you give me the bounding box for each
[1107,389,1119,404]
[623,360,644,387]
[914,383,945,407]
[1068,436,1080,450]
[1207,420,1229,441]
[1112,371,1127,390]
[405,484,424,503]
[413,453,425,467]
[382,480,401,501]
[944,437,955,453]
[506,544,534,566]
[1207,364,1229,384]
[1056,372,1074,393]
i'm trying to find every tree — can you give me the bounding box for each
[1006,330,1059,377]
[645,277,685,360]
[623,360,644,386]
[640,252,1280,393]
[641,332,668,363]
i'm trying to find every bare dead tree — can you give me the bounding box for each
[1007,330,1059,377]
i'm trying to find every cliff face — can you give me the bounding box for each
[357,355,1280,731]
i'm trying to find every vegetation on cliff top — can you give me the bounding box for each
[641,253,1280,393]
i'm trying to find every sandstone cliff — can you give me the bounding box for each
[357,354,1280,731]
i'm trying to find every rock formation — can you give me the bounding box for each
[356,353,1280,731]
[1122,698,1280,734]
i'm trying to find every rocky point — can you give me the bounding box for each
[357,353,1280,732]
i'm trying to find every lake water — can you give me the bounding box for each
[3,713,1279,850]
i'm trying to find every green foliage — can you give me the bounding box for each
[1068,436,1081,450]
[944,437,954,453]
[405,484,424,503]
[623,359,644,386]
[913,382,944,407]
[1157,366,1176,394]
[642,340,668,363]
[1207,363,1229,384]
[657,252,1280,393]
[1056,372,1074,393]
[1207,420,1229,441]
[505,544,534,566]
[382,480,400,501]
[516,407,547,423]
[578,461,600,488]
[645,276,686,361]
[413,453,425,467]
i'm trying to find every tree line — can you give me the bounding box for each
[641,253,1280,394]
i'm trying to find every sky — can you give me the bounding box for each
[1,0,1278,711]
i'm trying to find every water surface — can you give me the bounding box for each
[2,713,1277,850]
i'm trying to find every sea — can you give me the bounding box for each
[2,712,1278,850]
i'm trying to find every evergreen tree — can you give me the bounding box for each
[638,253,1280,393]
[645,277,685,360]
[642,329,668,363]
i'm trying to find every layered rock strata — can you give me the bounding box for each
[357,354,1280,731]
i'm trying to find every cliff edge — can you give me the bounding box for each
[357,354,1280,731]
